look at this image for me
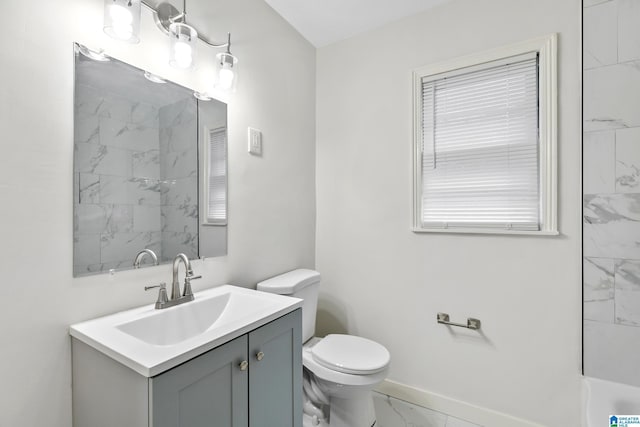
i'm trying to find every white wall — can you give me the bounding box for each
[0,1,315,426]
[315,0,582,425]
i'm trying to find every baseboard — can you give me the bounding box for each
[375,380,545,427]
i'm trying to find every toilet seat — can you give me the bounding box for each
[303,337,390,387]
[311,334,390,375]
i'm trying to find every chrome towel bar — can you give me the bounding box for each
[437,312,481,330]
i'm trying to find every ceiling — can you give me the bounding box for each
[263,0,452,47]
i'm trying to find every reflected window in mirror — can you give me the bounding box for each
[205,127,227,225]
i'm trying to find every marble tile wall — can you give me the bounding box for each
[74,84,162,275]
[583,0,640,387]
[372,392,481,427]
[158,99,198,263]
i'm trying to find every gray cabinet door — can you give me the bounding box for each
[248,309,302,427]
[150,335,249,427]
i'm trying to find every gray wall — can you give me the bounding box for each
[0,0,316,425]
[316,0,581,425]
[583,0,640,387]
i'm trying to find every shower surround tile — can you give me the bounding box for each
[100,176,162,206]
[74,115,100,145]
[73,234,101,267]
[132,149,160,180]
[584,257,615,323]
[583,0,618,69]
[584,193,640,223]
[133,205,162,232]
[584,320,640,387]
[74,82,201,274]
[618,0,640,63]
[75,142,132,177]
[584,61,640,132]
[584,0,640,387]
[584,194,640,259]
[615,260,640,326]
[99,117,158,152]
[78,173,100,204]
[584,0,614,7]
[100,231,161,264]
[616,127,640,192]
[584,222,640,259]
[74,204,133,234]
[161,177,198,206]
[583,131,615,194]
[161,204,198,233]
[160,231,198,263]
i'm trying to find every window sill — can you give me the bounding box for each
[412,227,559,236]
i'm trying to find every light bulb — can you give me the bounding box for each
[218,67,235,90]
[109,4,133,23]
[173,38,193,69]
[103,0,140,43]
[109,4,133,39]
[215,52,238,92]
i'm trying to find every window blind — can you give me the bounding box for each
[207,127,227,224]
[420,54,540,230]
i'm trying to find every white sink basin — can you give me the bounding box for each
[116,293,231,346]
[70,285,302,377]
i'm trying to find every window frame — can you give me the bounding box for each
[412,34,558,235]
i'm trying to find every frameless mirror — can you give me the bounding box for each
[73,43,227,277]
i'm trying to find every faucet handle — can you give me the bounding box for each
[145,282,169,308]
[183,275,202,297]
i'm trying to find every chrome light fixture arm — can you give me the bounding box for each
[142,1,230,48]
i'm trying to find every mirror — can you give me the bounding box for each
[73,44,227,277]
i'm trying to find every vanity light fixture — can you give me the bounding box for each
[103,0,239,92]
[169,22,197,69]
[213,33,238,92]
[103,0,141,43]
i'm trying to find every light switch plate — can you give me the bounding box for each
[248,127,262,155]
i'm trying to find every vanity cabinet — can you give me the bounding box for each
[72,309,302,427]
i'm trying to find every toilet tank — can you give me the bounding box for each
[257,269,320,343]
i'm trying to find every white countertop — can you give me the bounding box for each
[70,285,302,377]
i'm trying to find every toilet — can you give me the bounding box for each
[257,269,390,427]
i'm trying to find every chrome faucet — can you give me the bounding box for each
[145,253,201,309]
[133,249,159,268]
[171,253,194,300]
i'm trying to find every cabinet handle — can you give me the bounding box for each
[239,360,248,371]
[256,351,265,361]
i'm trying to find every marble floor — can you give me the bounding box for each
[373,392,481,427]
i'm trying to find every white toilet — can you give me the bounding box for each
[257,269,390,427]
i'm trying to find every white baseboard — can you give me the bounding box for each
[375,380,545,427]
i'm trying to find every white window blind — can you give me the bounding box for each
[206,127,227,224]
[420,53,540,231]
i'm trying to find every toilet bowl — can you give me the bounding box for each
[257,269,390,427]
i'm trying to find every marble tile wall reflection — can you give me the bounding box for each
[74,84,164,275]
[583,0,640,387]
[158,99,198,263]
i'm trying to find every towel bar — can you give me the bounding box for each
[437,312,481,330]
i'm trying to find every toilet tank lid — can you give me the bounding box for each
[257,269,320,294]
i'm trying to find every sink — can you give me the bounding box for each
[116,292,232,346]
[70,285,302,377]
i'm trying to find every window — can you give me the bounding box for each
[412,34,558,234]
[204,127,227,225]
